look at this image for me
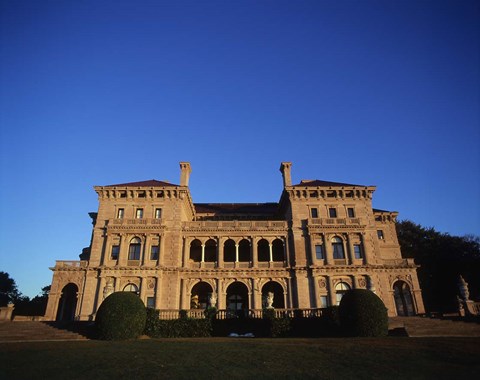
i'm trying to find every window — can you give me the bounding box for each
[354,244,363,259]
[154,208,162,219]
[377,230,384,240]
[111,245,120,260]
[311,208,318,218]
[332,237,345,259]
[128,237,141,260]
[347,208,355,218]
[146,297,155,309]
[117,208,124,219]
[136,208,143,219]
[315,245,324,260]
[329,208,337,218]
[335,282,351,305]
[123,283,139,294]
[319,295,329,308]
[150,245,159,260]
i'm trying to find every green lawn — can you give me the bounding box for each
[1,337,479,379]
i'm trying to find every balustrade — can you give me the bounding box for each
[156,308,325,320]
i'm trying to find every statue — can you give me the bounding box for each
[103,278,114,300]
[263,292,274,309]
[207,292,217,308]
[190,294,200,309]
[458,276,470,301]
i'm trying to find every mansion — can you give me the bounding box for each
[45,162,425,321]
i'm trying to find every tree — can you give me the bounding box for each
[0,271,21,306]
[396,220,480,313]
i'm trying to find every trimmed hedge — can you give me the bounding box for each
[95,292,147,340]
[147,318,212,338]
[338,289,388,337]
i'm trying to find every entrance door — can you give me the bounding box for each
[226,282,248,316]
[393,281,415,316]
[56,283,78,321]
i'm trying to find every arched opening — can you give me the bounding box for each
[204,239,217,262]
[238,239,250,262]
[123,283,139,294]
[224,239,236,262]
[190,281,213,309]
[272,239,284,262]
[128,237,142,260]
[190,239,202,262]
[335,282,350,305]
[393,281,415,316]
[262,281,285,308]
[258,239,269,262]
[56,283,78,322]
[332,237,345,259]
[226,282,249,314]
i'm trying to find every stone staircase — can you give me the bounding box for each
[0,321,94,342]
[389,316,480,337]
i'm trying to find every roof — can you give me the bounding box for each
[373,208,397,214]
[194,203,278,215]
[293,179,366,187]
[103,179,177,187]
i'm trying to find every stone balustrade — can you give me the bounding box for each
[308,218,362,226]
[55,261,87,268]
[156,308,325,320]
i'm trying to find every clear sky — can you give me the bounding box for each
[1,0,479,298]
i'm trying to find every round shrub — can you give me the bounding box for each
[338,289,388,337]
[95,292,147,340]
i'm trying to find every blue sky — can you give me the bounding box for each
[1,0,479,298]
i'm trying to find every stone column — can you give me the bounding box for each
[252,237,258,268]
[119,234,129,266]
[312,276,320,308]
[269,242,273,262]
[235,243,239,263]
[201,244,205,263]
[361,233,371,264]
[155,275,162,309]
[284,236,290,267]
[142,234,151,266]
[101,233,112,266]
[217,238,224,268]
[324,234,333,265]
[346,234,354,264]
[327,276,336,306]
[139,277,147,304]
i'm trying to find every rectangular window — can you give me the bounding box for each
[117,208,124,219]
[111,245,120,260]
[377,230,384,240]
[320,296,329,308]
[315,245,324,260]
[354,244,363,259]
[347,208,355,218]
[146,297,155,309]
[329,208,337,218]
[311,208,318,218]
[333,243,345,259]
[150,245,159,260]
[136,208,143,219]
[155,208,162,219]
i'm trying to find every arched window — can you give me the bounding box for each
[335,282,350,305]
[224,239,236,262]
[258,239,269,262]
[332,237,345,259]
[393,281,415,316]
[272,239,284,262]
[204,239,217,262]
[123,283,139,294]
[128,237,142,260]
[190,239,202,262]
[238,239,250,262]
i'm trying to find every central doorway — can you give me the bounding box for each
[226,282,249,316]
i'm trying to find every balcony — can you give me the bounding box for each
[183,220,287,230]
[308,218,362,226]
[55,261,87,268]
[111,218,163,226]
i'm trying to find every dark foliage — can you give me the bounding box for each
[338,289,388,337]
[13,285,50,316]
[397,220,480,312]
[0,272,21,306]
[95,292,146,340]
[147,318,212,338]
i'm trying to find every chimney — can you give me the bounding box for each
[179,162,191,187]
[280,162,292,187]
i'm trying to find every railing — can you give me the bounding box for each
[183,220,288,229]
[157,308,325,320]
[383,259,410,266]
[111,218,163,225]
[309,218,361,226]
[188,261,285,269]
[55,260,87,268]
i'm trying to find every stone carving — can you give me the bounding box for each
[190,294,200,309]
[207,292,217,308]
[458,276,470,301]
[318,279,326,288]
[358,278,366,288]
[263,292,274,309]
[103,278,114,300]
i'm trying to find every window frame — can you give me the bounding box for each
[328,208,337,218]
[315,244,324,260]
[377,230,385,240]
[347,207,355,218]
[136,208,144,219]
[150,245,159,260]
[154,208,162,219]
[311,207,318,218]
[117,208,124,219]
[111,245,120,260]
[353,244,363,259]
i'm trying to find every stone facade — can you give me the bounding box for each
[45,162,425,321]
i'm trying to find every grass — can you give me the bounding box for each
[1,337,480,379]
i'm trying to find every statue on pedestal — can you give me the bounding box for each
[103,278,114,300]
[263,292,274,309]
[207,292,217,308]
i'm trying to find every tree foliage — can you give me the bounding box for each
[397,220,480,313]
[0,271,21,306]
